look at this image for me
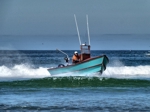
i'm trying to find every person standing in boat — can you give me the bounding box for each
[72,51,81,64]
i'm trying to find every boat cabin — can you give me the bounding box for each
[80,43,91,61]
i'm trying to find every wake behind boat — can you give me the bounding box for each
[47,15,109,76]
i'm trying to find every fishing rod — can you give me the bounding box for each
[56,49,70,62]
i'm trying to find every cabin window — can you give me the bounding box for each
[81,44,90,54]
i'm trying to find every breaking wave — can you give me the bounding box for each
[0,64,50,81]
[0,64,150,88]
[103,65,150,79]
[0,64,150,81]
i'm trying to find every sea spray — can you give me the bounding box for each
[0,64,150,81]
[0,50,150,81]
[0,64,50,81]
[103,65,150,79]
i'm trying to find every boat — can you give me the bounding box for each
[145,51,150,56]
[47,15,109,76]
[146,53,150,56]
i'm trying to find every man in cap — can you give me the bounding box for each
[72,51,81,64]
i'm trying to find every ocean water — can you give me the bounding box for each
[0,50,150,112]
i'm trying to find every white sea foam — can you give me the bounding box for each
[0,64,50,81]
[0,64,150,81]
[103,65,150,79]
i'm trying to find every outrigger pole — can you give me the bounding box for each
[74,14,81,45]
[74,14,90,45]
[86,15,90,45]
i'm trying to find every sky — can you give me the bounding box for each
[0,0,150,50]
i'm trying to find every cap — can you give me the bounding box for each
[74,51,78,54]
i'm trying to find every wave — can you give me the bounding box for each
[0,64,50,81]
[103,65,150,79]
[0,64,150,88]
[0,77,150,88]
[0,64,150,81]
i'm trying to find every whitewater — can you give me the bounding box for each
[0,50,149,81]
[0,64,150,81]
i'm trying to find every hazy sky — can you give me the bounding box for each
[0,0,150,50]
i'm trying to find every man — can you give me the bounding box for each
[72,51,80,64]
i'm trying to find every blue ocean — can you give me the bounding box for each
[0,50,150,111]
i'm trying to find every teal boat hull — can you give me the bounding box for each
[47,55,109,76]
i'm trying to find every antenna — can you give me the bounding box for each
[86,15,90,45]
[74,14,81,45]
